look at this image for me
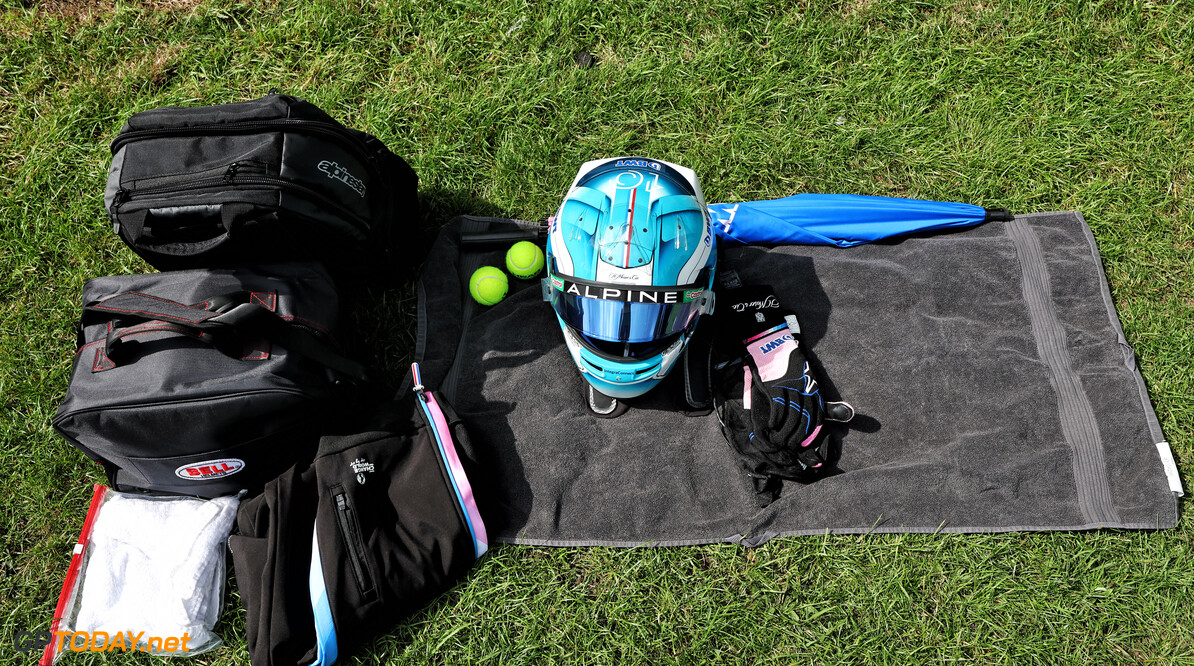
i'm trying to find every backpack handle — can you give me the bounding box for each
[116,202,257,255]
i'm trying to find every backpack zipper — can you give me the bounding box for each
[111,118,377,168]
[111,162,370,233]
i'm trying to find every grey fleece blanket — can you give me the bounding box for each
[414,212,1182,546]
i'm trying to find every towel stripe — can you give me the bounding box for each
[1008,218,1120,525]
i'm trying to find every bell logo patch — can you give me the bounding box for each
[175,458,245,480]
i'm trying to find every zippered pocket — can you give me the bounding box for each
[111,161,371,234]
[333,490,377,601]
[127,159,271,191]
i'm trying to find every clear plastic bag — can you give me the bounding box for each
[42,486,238,663]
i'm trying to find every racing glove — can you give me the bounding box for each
[714,284,853,506]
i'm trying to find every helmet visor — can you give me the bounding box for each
[548,274,708,344]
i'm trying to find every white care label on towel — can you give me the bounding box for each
[1156,441,1184,496]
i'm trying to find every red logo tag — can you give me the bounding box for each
[175,458,246,480]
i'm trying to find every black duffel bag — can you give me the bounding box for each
[103,93,418,280]
[52,263,372,498]
[229,365,488,665]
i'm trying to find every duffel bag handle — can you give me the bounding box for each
[116,202,256,253]
[86,291,372,383]
[102,320,215,361]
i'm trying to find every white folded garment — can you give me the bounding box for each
[65,490,239,655]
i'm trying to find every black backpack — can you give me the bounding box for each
[104,93,418,281]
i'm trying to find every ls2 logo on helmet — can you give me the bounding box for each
[175,458,245,480]
[317,160,366,197]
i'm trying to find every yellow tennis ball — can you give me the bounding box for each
[469,266,508,306]
[505,241,545,279]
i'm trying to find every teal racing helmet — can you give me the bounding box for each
[545,157,716,400]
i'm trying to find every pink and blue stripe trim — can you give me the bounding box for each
[412,363,489,558]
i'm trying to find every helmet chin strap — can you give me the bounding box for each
[681,320,714,414]
[585,385,629,419]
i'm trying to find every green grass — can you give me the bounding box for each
[2,0,1192,663]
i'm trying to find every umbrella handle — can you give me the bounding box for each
[984,208,1014,222]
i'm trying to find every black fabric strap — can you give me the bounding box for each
[90,290,224,325]
[86,292,372,383]
[211,303,372,382]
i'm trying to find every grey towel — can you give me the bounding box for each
[414,212,1182,547]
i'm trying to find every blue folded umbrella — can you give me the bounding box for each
[707,193,1012,247]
